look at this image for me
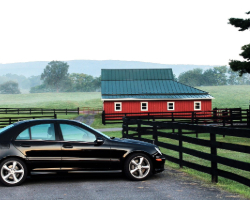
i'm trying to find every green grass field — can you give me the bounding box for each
[0,85,250,197]
[102,130,250,198]
[197,85,250,109]
[0,85,249,109]
[0,92,101,109]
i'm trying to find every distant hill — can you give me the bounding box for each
[0,60,218,77]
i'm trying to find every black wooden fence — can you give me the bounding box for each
[0,108,80,115]
[122,117,250,187]
[103,108,250,127]
[0,114,57,128]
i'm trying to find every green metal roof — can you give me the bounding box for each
[102,80,208,95]
[101,69,174,81]
[101,68,213,100]
[102,94,214,100]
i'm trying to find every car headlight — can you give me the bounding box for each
[155,147,162,155]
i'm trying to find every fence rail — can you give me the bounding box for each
[81,107,102,115]
[103,108,250,127]
[0,114,57,128]
[0,108,80,115]
[122,117,250,187]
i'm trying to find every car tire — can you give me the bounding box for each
[124,153,152,181]
[0,158,28,186]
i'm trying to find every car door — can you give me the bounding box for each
[59,123,111,170]
[13,122,62,170]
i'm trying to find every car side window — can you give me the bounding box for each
[31,124,56,140]
[16,129,30,140]
[16,123,56,141]
[60,124,96,142]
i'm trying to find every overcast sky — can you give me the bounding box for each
[0,0,249,65]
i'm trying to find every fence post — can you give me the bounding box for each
[54,114,57,119]
[192,112,194,124]
[122,117,126,138]
[230,109,233,127]
[153,123,158,144]
[54,109,55,115]
[102,111,106,125]
[213,108,217,123]
[126,120,129,138]
[77,107,80,115]
[247,109,250,128]
[210,132,218,183]
[178,128,183,168]
[138,121,141,139]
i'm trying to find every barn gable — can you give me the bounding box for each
[101,69,213,100]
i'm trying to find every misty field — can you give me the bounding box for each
[0,85,249,109]
[0,92,101,109]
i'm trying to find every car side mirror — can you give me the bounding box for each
[95,137,104,145]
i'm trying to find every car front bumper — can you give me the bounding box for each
[153,154,165,174]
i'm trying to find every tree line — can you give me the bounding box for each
[0,63,249,94]
[30,61,101,93]
[177,66,250,87]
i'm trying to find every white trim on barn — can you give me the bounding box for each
[167,102,175,110]
[102,98,214,101]
[194,101,201,110]
[141,102,148,111]
[114,102,122,111]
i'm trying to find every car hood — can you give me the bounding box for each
[111,138,156,147]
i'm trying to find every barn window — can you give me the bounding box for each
[141,102,148,111]
[114,102,122,111]
[194,101,201,110]
[167,102,175,110]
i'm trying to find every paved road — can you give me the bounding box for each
[0,167,246,200]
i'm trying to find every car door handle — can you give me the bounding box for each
[20,143,31,147]
[63,144,73,148]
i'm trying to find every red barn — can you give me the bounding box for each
[101,69,214,116]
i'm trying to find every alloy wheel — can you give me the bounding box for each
[1,161,25,185]
[129,156,150,179]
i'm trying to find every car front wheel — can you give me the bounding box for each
[124,153,152,181]
[0,158,27,186]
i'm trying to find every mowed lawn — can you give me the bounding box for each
[103,130,250,198]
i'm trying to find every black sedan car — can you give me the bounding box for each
[0,119,165,186]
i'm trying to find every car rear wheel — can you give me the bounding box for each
[124,153,152,181]
[0,158,27,186]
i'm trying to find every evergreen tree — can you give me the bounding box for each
[228,11,250,76]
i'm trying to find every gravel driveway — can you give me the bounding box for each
[0,167,246,200]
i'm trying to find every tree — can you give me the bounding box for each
[41,61,69,92]
[178,68,204,86]
[228,11,250,76]
[0,81,21,94]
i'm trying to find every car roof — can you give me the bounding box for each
[13,119,81,126]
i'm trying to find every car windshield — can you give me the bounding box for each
[82,123,110,139]
[0,124,14,135]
